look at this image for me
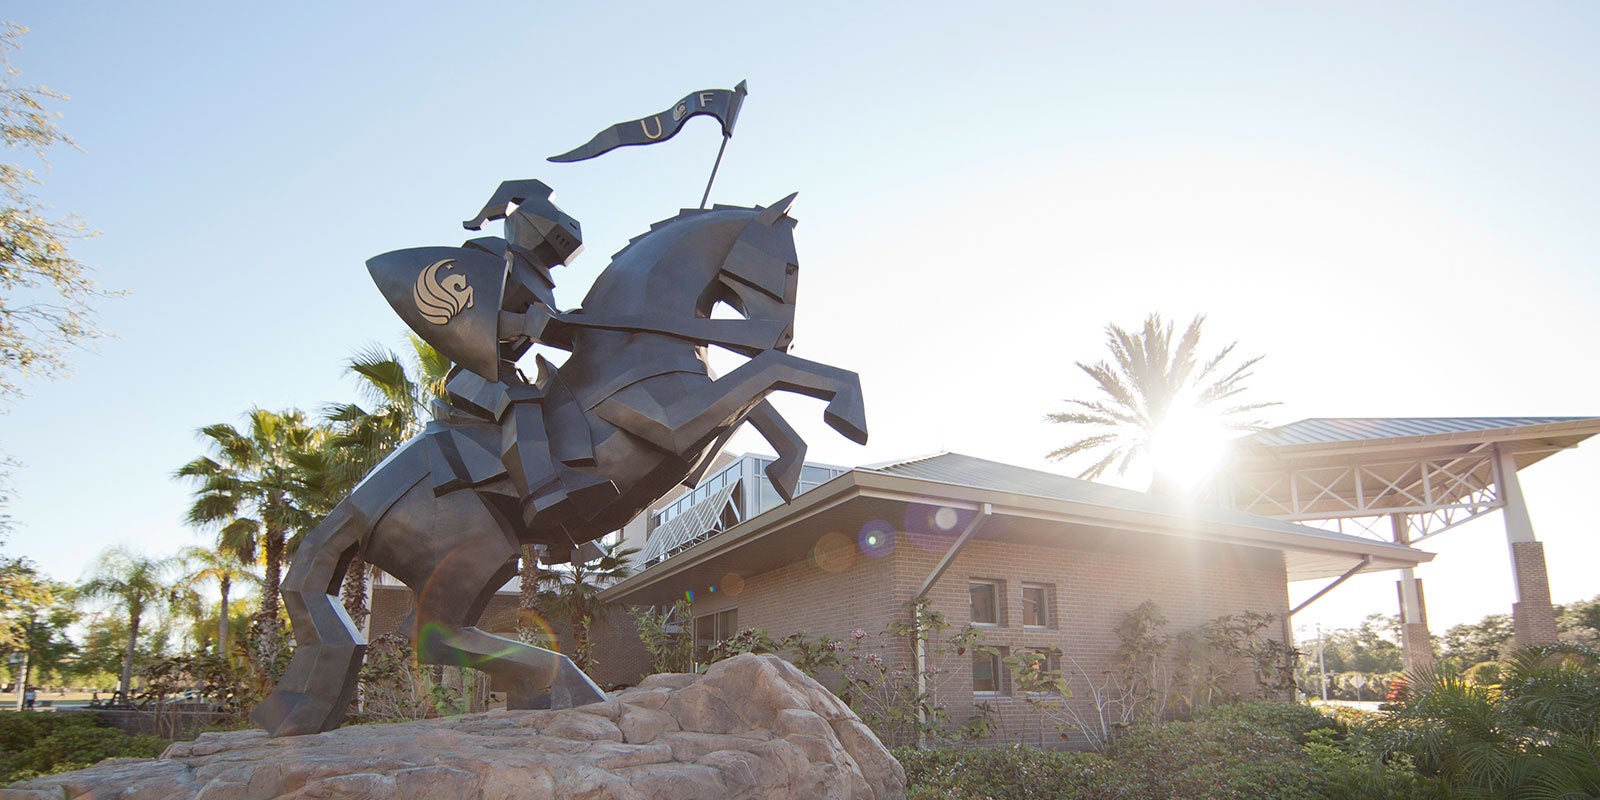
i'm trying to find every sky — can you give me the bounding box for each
[3,2,1599,643]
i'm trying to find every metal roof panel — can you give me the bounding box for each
[1247,417,1598,448]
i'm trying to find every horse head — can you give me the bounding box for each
[709,193,801,351]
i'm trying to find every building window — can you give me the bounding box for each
[1021,583,1049,628]
[969,581,999,626]
[1017,647,1063,695]
[693,608,738,665]
[973,648,1004,695]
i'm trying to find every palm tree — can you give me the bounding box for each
[322,337,450,628]
[537,543,640,672]
[325,337,449,455]
[176,409,320,634]
[1374,642,1600,797]
[1046,313,1276,493]
[79,546,175,699]
[176,546,259,657]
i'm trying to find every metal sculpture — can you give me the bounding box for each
[253,180,867,736]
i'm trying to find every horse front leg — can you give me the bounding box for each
[747,401,806,501]
[594,350,867,456]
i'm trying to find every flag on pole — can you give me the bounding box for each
[548,81,748,163]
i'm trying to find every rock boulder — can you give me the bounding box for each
[2,654,904,800]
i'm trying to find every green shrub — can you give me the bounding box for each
[1107,712,1322,800]
[898,703,1342,800]
[1303,727,1442,800]
[1194,700,1341,743]
[895,745,1119,800]
[0,713,169,785]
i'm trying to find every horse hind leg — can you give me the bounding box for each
[252,500,369,736]
[410,538,606,710]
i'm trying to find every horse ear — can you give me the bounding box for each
[755,192,798,226]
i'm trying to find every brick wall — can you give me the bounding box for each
[686,524,1291,748]
[367,585,653,691]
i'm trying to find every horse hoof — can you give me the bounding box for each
[823,405,868,445]
[251,690,335,737]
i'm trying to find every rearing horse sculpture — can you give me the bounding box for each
[253,186,867,736]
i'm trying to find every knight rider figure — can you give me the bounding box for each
[367,180,617,557]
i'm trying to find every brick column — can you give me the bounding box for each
[1396,578,1434,674]
[1496,448,1559,649]
[1510,541,1559,648]
[1391,515,1433,673]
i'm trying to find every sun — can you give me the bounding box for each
[1148,400,1229,493]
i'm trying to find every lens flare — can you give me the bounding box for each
[858,521,895,558]
[812,531,857,573]
[903,502,967,550]
[721,572,747,596]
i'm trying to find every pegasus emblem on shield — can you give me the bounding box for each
[413,258,475,324]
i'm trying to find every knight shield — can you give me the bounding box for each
[367,246,506,380]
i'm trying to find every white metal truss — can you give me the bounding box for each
[1223,448,1503,543]
[638,482,743,568]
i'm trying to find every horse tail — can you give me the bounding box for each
[251,497,370,736]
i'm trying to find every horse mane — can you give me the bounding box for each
[606,203,758,262]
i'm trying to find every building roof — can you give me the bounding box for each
[1222,417,1600,526]
[1244,417,1600,450]
[603,452,1431,606]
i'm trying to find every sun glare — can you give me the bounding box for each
[1149,402,1228,493]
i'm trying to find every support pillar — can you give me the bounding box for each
[1391,514,1433,673]
[1495,447,1559,649]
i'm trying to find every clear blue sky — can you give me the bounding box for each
[5,2,1599,637]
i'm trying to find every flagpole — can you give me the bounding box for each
[699,134,730,209]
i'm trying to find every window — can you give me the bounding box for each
[693,609,738,664]
[969,581,999,625]
[1021,584,1049,628]
[973,648,1003,694]
[1017,647,1063,695]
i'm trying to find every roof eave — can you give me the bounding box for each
[604,469,1432,604]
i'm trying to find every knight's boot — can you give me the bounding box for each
[549,654,608,708]
[522,468,618,530]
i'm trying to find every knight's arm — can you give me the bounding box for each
[499,307,787,356]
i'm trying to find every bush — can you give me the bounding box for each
[1107,711,1322,800]
[0,713,169,785]
[895,745,1120,800]
[1193,700,1340,743]
[899,702,1343,800]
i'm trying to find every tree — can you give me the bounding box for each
[0,549,73,709]
[1046,313,1275,493]
[175,409,320,645]
[78,546,174,699]
[0,541,50,651]
[0,24,116,401]
[175,545,259,657]
[321,337,449,629]
[1438,613,1514,671]
[536,543,639,672]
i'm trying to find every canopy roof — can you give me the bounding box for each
[604,453,1430,605]
[1221,416,1600,539]
[1240,417,1600,460]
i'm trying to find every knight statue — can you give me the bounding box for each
[254,180,867,736]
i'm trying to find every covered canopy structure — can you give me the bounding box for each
[1218,416,1600,670]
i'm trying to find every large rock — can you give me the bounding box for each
[2,654,904,800]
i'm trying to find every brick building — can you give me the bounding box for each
[601,452,1431,746]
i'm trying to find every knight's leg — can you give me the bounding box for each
[502,398,616,528]
[595,350,867,455]
[410,536,605,709]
